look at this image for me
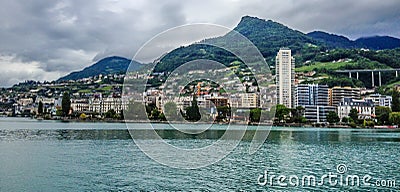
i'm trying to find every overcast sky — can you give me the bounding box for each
[0,0,399,87]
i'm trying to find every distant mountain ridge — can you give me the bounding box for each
[307,31,400,50]
[355,36,400,50]
[306,31,355,48]
[156,16,400,72]
[58,56,142,81]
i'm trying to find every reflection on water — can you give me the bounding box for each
[0,118,399,191]
[1,128,400,143]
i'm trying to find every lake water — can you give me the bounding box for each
[0,117,399,191]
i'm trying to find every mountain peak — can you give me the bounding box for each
[239,15,275,24]
[239,15,267,23]
[231,16,317,58]
[97,56,128,61]
[236,16,286,31]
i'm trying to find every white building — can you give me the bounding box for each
[175,96,192,110]
[36,97,55,114]
[71,99,90,112]
[276,48,295,108]
[17,98,33,106]
[36,97,55,105]
[89,97,127,114]
[365,94,392,107]
[337,98,375,121]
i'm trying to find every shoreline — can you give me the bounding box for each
[3,116,400,130]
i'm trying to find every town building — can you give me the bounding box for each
[229,93,259,109]
[276,48,295,108]
[71,99,90,113]
[296,84,329,106]
[337,98,375,120]
[303,105,336,123]
[36,97,55,114]
[144,89,163,110]
[295,84,335,123]
[208,96,229,108]
[329,86,361,106]
[176,96,192,110]
[17,98,33,106]
[241,93,260,108]
[89,97,127,114]
[365,94,392,107]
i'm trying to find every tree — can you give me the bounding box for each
[327,111,340,124]
[291,106,305,123]
[79,113,87,119]
[275,104,290,123]
[341,117,350,124]
[38,101,43,115]
[375,106,391,125]
[363,119,375,127]
[163,102,180,121]
[392,89,400,112]
[185,96,201,121]
[250,108,261,122]
[56,109,63,116]
[389,112,400,125]
[119,110,124,120]
[263,105,276,121]
[150,108,160,120]
[146,104,157,116]
[216,106,231,121]
[105,109,117,119]
[125,102,148,120]
[158,112,166,121]
[62,92,71,116]
[349,108,359,122]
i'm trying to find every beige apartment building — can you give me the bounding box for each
[276,48,295,108]
[328,86,361,106]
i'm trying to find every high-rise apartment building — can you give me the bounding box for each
[295,84,335,123]
[276,48,295,108]
[329,86,361,106]
[296,84,329,106]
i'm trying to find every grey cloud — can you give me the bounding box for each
[0,0,399,87]
[0,0,188,86]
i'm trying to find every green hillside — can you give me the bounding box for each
[295,61,353,72]
[58,56,142,81]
